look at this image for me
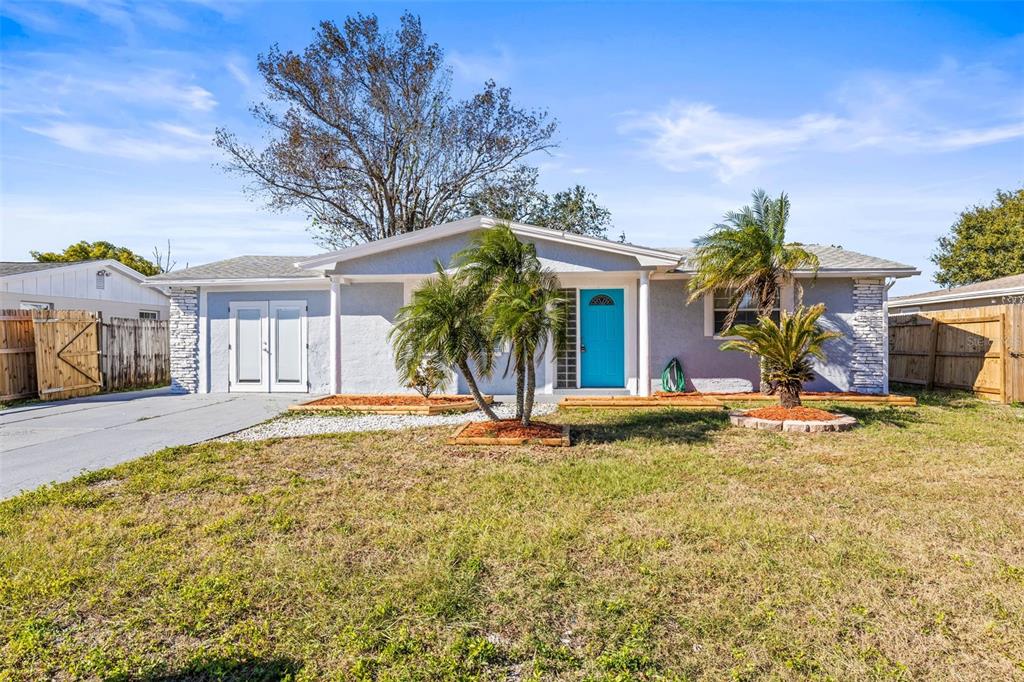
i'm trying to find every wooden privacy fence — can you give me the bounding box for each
[888,303,1023,403]
[0,309,37,401]
[0,309,170,402]
[101,318,170,391]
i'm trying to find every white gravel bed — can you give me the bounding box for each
[219,401,557,442]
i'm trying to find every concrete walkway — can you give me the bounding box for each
[0,389,297,499]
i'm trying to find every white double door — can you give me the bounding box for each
[229,300,308,393]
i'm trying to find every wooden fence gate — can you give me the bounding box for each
[889,303,1023,403]
[101,318,170,391]
[32,310,103,401]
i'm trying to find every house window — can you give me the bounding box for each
[139,310,159,320]
[556,288,578,389]
[20,301,53,311]
[588,294,614,306]
[712,289,780,335]
[95,271,107,289]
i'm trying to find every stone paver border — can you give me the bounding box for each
[729,409,857,433]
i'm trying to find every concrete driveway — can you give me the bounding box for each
[0,388,298,499]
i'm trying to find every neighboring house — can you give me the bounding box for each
[147,216,919,397]
[0,260,169,319]
[888,273,1024,313]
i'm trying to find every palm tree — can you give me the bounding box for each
[453,224,545,419]
[719,304,842,408]
[688,189,820,330]
[389,262,500,421]
[489,274,568,426]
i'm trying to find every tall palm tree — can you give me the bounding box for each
[489,273,568,426]
[454,224,545,419]
[719,304,842,408]
[688,189,820,329]
[389,262,500,421]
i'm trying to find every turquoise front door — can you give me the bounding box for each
[580,288,625,387]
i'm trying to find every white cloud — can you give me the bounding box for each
[1,191,313,265]
[448,45,515,84]
[25,122,214,161]
[621,60,1024,181]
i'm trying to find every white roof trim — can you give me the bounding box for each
[143,276,327,288]
[294,216,684,270]
[888,284,1024,307]
[1,259,150,283]
[659,268,920,280]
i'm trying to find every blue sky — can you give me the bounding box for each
[1,1,1021,295]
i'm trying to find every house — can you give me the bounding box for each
[888,273,1024,313]
[147,216,919,397]
[1,260,169,319]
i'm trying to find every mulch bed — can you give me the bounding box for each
[289,394,491,415]
[461,420,563,439]
[745,406,841,421]
[305,395,474,407]
[657,391,869,398]
[449,420,570,447]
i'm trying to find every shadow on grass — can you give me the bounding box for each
[569,408,731,446]
[891,383,986,409]
[835,404,921,429]
[141,655,301,682]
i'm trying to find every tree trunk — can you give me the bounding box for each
[458,359,500,421]
[514,345,525,420]
[758,290,777,395]
[778,382,802,409]
[521,358,536,427]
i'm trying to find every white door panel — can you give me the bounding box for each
[229,302,269,392]
[270,301,308,392]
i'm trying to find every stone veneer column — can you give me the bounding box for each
[850,278,887,394]
[169,286,199,393]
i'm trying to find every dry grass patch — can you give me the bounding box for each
[1,390,1022,680]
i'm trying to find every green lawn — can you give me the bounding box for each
[2,391,1022,680]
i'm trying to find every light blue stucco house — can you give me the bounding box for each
[148,216,919,397]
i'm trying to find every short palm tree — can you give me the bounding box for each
[389,262,500,421]
[489,273,568,426]
[454,223,546,419]
[688,189,820,329]
[719,304,843,408]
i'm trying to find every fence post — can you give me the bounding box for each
[925,318,940,390]
[1000,313,1008,404]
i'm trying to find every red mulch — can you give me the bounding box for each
[656,391,873,398]
[461,420,563,439]
[306,395,474,407]
[745,406,840,421]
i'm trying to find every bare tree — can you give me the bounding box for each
[151,240,182,274]
[215,13,558,249]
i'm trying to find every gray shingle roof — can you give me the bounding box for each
[147,256,320,282]
[0,261,92,277]
[664,244,916,273]
[890,273,1024,304]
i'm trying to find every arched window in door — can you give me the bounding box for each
[588,294,614,306]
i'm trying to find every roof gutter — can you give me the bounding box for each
[888,285,1024,307]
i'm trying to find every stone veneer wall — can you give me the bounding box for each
[169,287,199,393]
[851,278,887,394]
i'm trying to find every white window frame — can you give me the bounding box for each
[20,301,53,311]
[138,310,160,320]
[704,284,793,338]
